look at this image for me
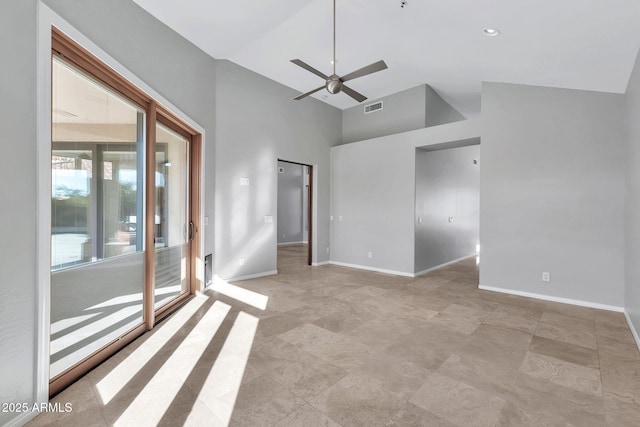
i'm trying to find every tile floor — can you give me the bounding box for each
[28,245,640,426]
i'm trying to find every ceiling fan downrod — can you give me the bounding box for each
[290,0,388,103]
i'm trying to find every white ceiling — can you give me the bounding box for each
[132,0,640,118]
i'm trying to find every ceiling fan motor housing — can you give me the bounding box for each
[326,76,343,94]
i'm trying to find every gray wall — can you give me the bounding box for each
[625,50,640,335]
[2,0,218,422]
[341,85,464,144]
[331,119,481,275]
[0,1,38,419]
[214,60,341,279]
[481,82,625,307]
[415,144,480,274]
[277,161,307,244]
[425,85,466,127]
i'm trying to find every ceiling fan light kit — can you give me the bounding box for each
[291,0,388,103]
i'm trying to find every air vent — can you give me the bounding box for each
[364,101,383,114]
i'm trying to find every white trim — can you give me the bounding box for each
[328,261,414,277]
[4,411,35,427]
[36,3,54,415]
[414,254,476,277]
[36,3,207,411]
[312,261,330,266]
[220,270,278,283]
[277,241,307,246]
[624,311,640,353]
[478,285,624,312]
[311,165,318,266]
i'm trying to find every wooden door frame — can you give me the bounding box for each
[277,159,313,266]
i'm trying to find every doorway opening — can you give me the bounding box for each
[414,140,480,276]
[277,160,313,268]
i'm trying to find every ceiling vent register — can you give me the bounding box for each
[364,101,383,114]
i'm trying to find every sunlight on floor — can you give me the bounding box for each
[93,289,261,426]
[115,300,232,426]
[212,276,269,310]
[191,311,259,425]
[95,295,208,404]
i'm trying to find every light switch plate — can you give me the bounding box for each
[240,177,250,186]
[264,215,273,223]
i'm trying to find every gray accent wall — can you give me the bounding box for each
[341,85,464,144]
[277,161,307,244]
[214,60,341,279]
[481,82,626,307]
[331,119,481,275]
[625,50,640,336]
[415,144,480,274]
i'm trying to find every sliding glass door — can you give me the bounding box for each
[154,123,190,309]
[49,30,202,393]
[50,57,145,378]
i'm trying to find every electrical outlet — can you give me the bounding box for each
[367,251,373,258]
[239,258,245,266]
[326,247,330,254]
[542,272,550,282]
[339,216,343,222]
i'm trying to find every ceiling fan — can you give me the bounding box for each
[291,0,388,103]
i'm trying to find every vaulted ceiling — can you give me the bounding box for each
[132,0,640,118]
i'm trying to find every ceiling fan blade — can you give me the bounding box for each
[341,85,367,103]
[340,60,388,82]
[290,59,330,80]
[294,86,325,100]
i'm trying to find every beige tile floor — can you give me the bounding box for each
[28,244,640,426]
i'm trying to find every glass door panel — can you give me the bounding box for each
[154,123,189,309]
[50,57,145,378]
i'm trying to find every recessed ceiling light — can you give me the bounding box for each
[482,28,501,37]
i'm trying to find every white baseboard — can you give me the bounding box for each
[478,285,624,312]
[5,410,37,427]
[277,241,307,246]
[216,270,278,283]
[328,261,414,277]
[624,311,640,353]
[414,254,477,277]
[312,261,330,266]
